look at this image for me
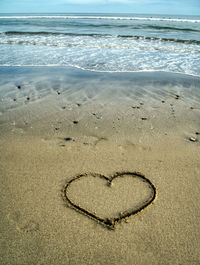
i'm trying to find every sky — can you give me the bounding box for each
[0,0,200,15]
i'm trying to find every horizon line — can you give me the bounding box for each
[0,12,199,16]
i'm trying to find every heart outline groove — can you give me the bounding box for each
[62,172,157,230]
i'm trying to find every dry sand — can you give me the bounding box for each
[0,67,200,265]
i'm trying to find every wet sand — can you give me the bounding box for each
[0,67,200,265]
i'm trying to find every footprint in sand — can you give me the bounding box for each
[18,220,40,233]
[7,211,21,225]
[7,211,39,233]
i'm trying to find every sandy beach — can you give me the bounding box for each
[0,66,200,265]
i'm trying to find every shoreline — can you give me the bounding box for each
[1,65,200,78]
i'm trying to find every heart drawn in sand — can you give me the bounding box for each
[62,172,156,230]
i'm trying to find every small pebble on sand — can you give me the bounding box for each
[189,137,197,142]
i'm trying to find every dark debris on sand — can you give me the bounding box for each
[132,106,140,109]
[64,137,74,141]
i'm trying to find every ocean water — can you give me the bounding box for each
[0,13,200,76]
